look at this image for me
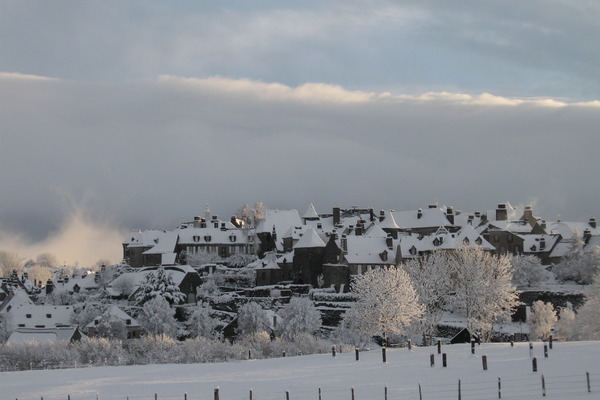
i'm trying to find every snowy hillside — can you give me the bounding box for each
[1,341,599,400]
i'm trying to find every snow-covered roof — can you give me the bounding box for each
[294,228,326,248]
[546,221,599,238]
[6,326,80,344]
[142,231,178,255]
[487,220,533,234]
[302,203,320,220]
[515,234,560,254]
[392,208,454,230]
[398,227,493,259]
[249,253,280,270]
[52,273,99,293]
[85,306,140,329]
[256,209,302,234]
[344,236,396,265]
[177,225,247,245]
[106,265,196,297]
[7,303,74,329]
[377,210,400,230]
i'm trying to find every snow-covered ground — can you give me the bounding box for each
[1,341,599,400]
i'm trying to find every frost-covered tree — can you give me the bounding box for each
[402,251,453,338]
[348,267,423,344]
[447,247,520,340]
[188,303,220,339]
[71,304,104,332]
[236,302,271,336]
[47,287,73,305]
[135,267,186,305]
[0,251,23,277]
[26,265,54,286]
[555,307,577,341]
[0,313,13,343]
[554,231,600,284]
[575,273,600,340]
[137,296,178,338]
[94,310,128,341]
[528,301,557,341]
[278,297,321,340]
[36,253,59,269]
[512,255,548,287]
[111,275,136,297]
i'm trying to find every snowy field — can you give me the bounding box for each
[1,341,599,400]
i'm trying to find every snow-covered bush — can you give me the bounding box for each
[236,302,271,336]
[187,303,220,339]
[125,335,179,364]
[512,255,549,287]
[555,307,577,341]
[528,301,557,341]
[135,267,186,305]
[0,340,75,369]
[93,310,129,341]
[137,296,178,338]
[553,231,600,284]
[75,337,128,365]
[575,273,600,340]
[278,297,321,340]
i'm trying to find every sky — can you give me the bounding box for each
[0,1,599,266]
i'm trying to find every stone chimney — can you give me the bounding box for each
[379,210,385,222]
[496,203,508,221]
[446,207,455,225]
[589,217,597,229]
[333,207,341,226]
[417,208,423,219]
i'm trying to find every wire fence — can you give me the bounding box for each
[12,372,595,400]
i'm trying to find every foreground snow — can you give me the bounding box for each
[1,341,599,400]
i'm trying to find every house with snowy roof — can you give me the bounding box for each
[106,265,202,304]
[6,326,83,344]
[85,305,141,339]
[255,209,302,256]
[392,204,458,235]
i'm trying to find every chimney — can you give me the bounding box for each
[221,222,226,231]
[379,210,385,222]
[272,225,277,242]
[355,223,363,236]
[428,203,438,209]
[230,216,241,228]
[523,205,533,220]
[369,208,376,222]
[539,237,546,250]
[446,207,455,225]
[496,203,508,221]
[333,207,341,226]
[45,279,54,295]
[583,229,592,244]
[589,217,597,229]
[417,208,423,219]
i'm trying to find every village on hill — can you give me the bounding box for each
[0,201,599,369]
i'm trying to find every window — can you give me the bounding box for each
[475,237,482,245]
[46,314,52,318]
[204,235,212,242]
[126,319,131,325]
[26,314,32,318]
[463,237,470,245]
[193,235,200,243]
[507,235,513,242]
[409,246,417,256]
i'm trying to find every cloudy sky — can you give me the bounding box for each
[0,1,599,265]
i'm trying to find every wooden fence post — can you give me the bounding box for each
[382,347,387,363]
[355,348,359,361]
[430,354,435,367]
[510,334,515,347]
[532,357,537,372]
[442,353,447,367]
[249,389,252,400]
[482,355,488,371]
[154,394,157,400]
[332,345,336,358]
[549,335,553,349]
[214,387,220,400]
[541,375,546,397]
[437,340,441,354]
[248,349,252,360]
[407,339,412,350]
[351,387,355,400]
[418,383,423,400]
[587,372,591,393]
[471,340,475,355]
[544,345,548,358]
[385,385,388,400]
[184,393,187,400]
[282,351,286,357]
[498,377,501,399]
[286,390,290,400]
[318,387,322,400]
[458,379,461,400]
[529,342,533,358]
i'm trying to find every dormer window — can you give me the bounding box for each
[433,237,443,246]
[409,246,417,256]
[126,319,131,325]
[46,314,52,318]
[193,235,200,243]
[475,237,482,245]
[530,245,537,252]
[204,235,212,242]
[26,314,32,318]
[229,235,237,242]
[463,237,470,245]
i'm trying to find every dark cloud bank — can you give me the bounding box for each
[0,74,598,265]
